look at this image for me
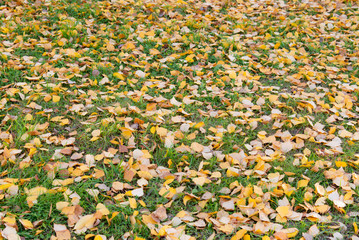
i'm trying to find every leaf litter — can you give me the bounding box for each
[1,0,359,239]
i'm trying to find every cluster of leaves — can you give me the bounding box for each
[1,0,359,239]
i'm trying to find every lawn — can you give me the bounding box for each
[1,0,359,239]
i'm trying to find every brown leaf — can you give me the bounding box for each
[71,152,83,160]
[151,206,167,222]
[118,145,128,153]
[60,148,73,155]
[54,224,71,240]
[124,169,135,182]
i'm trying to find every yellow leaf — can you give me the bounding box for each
[86,234,96,240]
[163,178,175,186]
[150,49,160,55]
[90,136,99,142]
[1,27,9,33]
[135,237,146,240]
[276,206,291,217]
[142,214,157,225]
[297,180,309,188]
[52,95,60,103]
[335,161,347,168]
[129,198,137,209]
[345,97,353,109]
[24,114,33,121]
[138,200,146,207]
[0,183,14,191]
[190,142,204,152]
[286,228,299,238]
[44,94,52,102]
[231,229,247,240]
[158,225,170,236]
[314,204,330,214]
[92,129,101,137]
[243,234,251,240]
[193,122,205,129]
[354,222,358,234]
[185,54,195,63]
[28,147,37,157]
[56,202,69,211]
[315,183,326,196]
[93,169,105,179]
[228,70,236,79]
[183,195,192,205]
[121,129,132,139]
[66,48,80,58]
[107,43,115,51]
[156,127,168,137]
[269,95,278,102]
[150,126,156,134]
[107,212,119,226]
[123,42,136,50]
[196,71,204,76]
[2,215,16,227]
[113,72,125,80]
[329,127,336,134]
[186,132,196,140]
[218,224,233,234]
[58,39,66,46]
[35,230,43,236]
[137,171,153,180]
[27,186,47,196]
[60,118,70,126]
[74,214,96,231]
[226,168,239,177]
[227,123,236,133]
[96,203,110,215]
[259,44,267,50]
[179,81,186,89]
[19,219,34,229]
[192,177,209,186]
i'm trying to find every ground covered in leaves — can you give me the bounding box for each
[1,0,359,239]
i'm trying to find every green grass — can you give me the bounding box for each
[1,0,359,239]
